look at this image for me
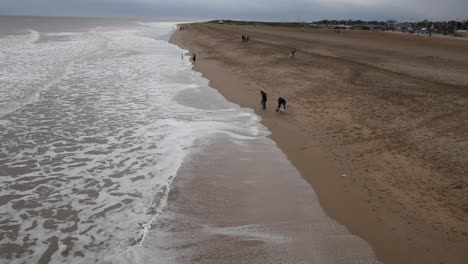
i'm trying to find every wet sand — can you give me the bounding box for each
[143,136,379,263]
[170,23,468,264]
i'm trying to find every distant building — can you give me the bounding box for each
[395,22,413,32]
[306,24,327,28]
[218,20,224,24]
[455,30,468,38]
[353,25,384,31]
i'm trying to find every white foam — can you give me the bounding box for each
[42,32,80,37]
[0,29,39,51]
[204,224,291,243]
[0,28,108,117]
[0,22,269,264]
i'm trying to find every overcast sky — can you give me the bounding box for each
[0,0,467,21]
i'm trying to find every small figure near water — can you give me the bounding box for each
[192,53,196,63]
[276,97,286,112]
[260,90,267,110]
[290,48,297,60]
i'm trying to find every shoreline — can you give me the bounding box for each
[169,23,468,263]
[144,135,380,263]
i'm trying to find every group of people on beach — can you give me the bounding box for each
[181,53,196,63]
[240,33,296,61]
[183,33,289,113]
[260,90,286,112]
[244,34,292,112]
[242,35,250,45]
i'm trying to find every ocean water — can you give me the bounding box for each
[0,18,268,263]
[0,17,380,264]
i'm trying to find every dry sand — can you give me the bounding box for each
[170,23,468,264]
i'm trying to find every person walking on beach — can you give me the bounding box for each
[192,53,196,63]
[276,97,286,112]
[242,35,246,46]
[247,35,250,43]
[260,90,267,110]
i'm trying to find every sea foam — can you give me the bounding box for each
[0,21,268,263]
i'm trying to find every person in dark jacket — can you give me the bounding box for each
[192,53,196,63]
[260,90,267,110]
[276,97,286,112]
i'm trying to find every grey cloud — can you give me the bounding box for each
[0,0,466,21]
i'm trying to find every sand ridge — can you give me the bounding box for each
[170,23,468,264]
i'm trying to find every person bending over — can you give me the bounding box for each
[276,97,286,112]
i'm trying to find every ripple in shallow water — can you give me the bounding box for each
[0,22,267,263]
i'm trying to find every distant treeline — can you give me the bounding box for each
[313,19,468,33]
[413,20,468,34]
[209,19,468,34]
[313,19,386,26]
[208,20,307,27]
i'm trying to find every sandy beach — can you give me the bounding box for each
[170,23,468,264]
[142,136,380,263]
